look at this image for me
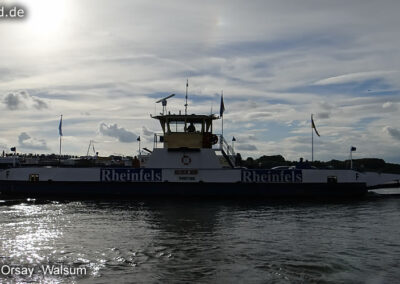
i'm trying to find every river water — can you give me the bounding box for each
[1,191,400,283]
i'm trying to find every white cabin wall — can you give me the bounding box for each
[144,149,223,169]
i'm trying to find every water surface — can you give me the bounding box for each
[1,193,400,283]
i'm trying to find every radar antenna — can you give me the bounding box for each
[156,94,175,115]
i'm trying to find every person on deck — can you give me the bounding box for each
[187,122,196,132]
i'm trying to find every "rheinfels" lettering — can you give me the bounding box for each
[101,169,162,182]
[242,170,302,183]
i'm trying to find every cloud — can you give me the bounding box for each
[318,101,334,110]
[18,132,49,150]
[99,123,137,143]
[3,93,22,110]
[142,126,154,136]
[236,143,257,151]
[313,71,396,86]
[2,91,48,110]
[317,112,330,119]
[316,102,333,119]
[382,101,397,112]
[18,132,30,143]
[32,97,48,110]
[140,126,156,142]
[384,126,400,141]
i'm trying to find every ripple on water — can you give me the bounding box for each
[1,198,400,283]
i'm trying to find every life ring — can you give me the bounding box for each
[211,134,218,145]
[181,155,192,165]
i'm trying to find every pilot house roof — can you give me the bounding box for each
[151,114,219,123]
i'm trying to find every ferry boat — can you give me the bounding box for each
[0,95,399,198]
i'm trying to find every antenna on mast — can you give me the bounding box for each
[156,94,175,115]
[185,79,188,115]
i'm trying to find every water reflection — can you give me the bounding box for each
[1,197,400,283]
[2,203,62,262]
[0,200,69,283]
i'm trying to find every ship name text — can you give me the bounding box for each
[101,168,162,182]
[242,170,302,183]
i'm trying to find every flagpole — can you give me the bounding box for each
[185,79,188,115]
[222,115,224,138]
[350,148,353,169]
[59,114,63,160]
[311,114,314,162]
[219,91,225,147]
[221,91,224,139]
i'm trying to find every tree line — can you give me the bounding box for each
[236,154,400,174]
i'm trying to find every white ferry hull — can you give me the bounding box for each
[0,167,368,198]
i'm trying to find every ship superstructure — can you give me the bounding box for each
[139,112,235,169]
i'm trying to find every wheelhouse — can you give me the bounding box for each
[151,114,219,149]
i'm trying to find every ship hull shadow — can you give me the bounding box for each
[0,181,367,198]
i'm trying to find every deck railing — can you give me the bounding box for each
[216,135,236,167]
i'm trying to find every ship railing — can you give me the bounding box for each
[215,134,236,167]
[217,135,236,156]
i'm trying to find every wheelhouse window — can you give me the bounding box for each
[167,120,204,133]
[168,121,186,133]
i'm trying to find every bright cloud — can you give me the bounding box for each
[99,123,138,143]
[313,71,397,86]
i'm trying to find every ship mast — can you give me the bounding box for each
[185,79,188,115]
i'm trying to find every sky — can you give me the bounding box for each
[0,0,400,162]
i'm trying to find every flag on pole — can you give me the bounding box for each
[137,136,141,141]
[58,115,63,136]
[311,114,320,137]
[186,79,188,100]
[220,94,225,117]
[232,137,236,142]
[351,146,356,152]
[10,147,16,152]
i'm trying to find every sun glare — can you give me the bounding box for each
[25,0,71,51]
